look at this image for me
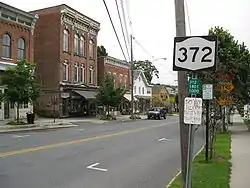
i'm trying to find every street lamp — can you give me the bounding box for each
[152,57,167,62]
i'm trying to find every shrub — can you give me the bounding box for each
[100,114,117,121]
[7,121,27,126]
[129,115,141,120]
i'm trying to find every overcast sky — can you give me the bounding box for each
[3,0,250,85]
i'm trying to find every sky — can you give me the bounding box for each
[3,0,250,85]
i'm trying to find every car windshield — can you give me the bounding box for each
[149,108,160,111]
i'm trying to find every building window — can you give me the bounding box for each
[147,88,151,94]
[142,87,145,94]
[79,64,85,82]
[74,34,80,55]
[139,87,141,94]
[89,39,94,58]
[134,86,136,94]
[124,75,128,87]
[138,76,141,82]
[63,30,69,52]
[17,38,25,59]
[10,102,14,109]
[119,74,123,83]
[24,101,28,108]
[74,63,79,82]
[89,65,94,84]
[79,36,85,56]
[2,33,11,58]
[63,60,69,81]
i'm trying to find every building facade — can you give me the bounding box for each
[133,70,152,113]
[0,2,37,120]
[97,56,131,114]
[31,4,100,117]
[152,84,170,107]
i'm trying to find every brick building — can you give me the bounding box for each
[97,56,132,114]
[0,2,38,120]
[31,4,100,117]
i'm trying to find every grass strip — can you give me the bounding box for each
[168,132,231,188]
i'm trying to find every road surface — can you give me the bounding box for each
[0,116,205,188]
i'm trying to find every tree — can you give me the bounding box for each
[97,45,108,58]
[1,60,40,122]
[133,60,159,83]
[152,96,164,107]
[96,74,126,115]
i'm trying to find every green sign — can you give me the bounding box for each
[188,78,201,95]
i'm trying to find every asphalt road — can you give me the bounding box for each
[0,116,205,188]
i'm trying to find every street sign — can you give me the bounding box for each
[188,78,201,95]
[202,84,213,100]
[173,35,218,71]
[217,96,234,105]
[219,82,234,93]
[184,97,203,125]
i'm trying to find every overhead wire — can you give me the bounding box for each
[115,0,130,58]
[102,0,128,61]
[120,0,130,48]
[133,37,155,59]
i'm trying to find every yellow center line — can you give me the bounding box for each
[0,121,178,158]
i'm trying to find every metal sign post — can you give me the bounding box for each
[173,35,217,188]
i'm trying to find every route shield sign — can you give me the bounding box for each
[173,35,218,71]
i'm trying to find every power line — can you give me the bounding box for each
[184,0,192,35]
[102,0,128,61]
[120,0,130,48]
[124,0,133,34]
[133,37,155,59]
[115,0,130,58]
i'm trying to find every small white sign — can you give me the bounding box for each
[184,97,203,125]
[173,36,217,71]
[202,84,213,100]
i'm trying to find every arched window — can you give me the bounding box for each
[2,33,11,58]
[17,38,25,59]
[74,34,80,55]
[89,65,94,84]
[63,30,69,52]
[89,39,94,58]
[79,36,85,56]
[79,64,85,82]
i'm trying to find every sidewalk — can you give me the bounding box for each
[230,114,250,188]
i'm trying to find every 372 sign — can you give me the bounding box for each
[173,36,218,71]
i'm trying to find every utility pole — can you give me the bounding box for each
[130,34,134,115]
[174,0,189,187]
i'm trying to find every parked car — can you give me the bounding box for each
[147,107,167,120]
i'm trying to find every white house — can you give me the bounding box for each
[133,70,153,113]
[0,61,33,121]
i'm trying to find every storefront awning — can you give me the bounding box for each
[135,95,151,99]
[123,94,138,101]
[73,90,96,99]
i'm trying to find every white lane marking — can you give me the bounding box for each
[77,129,85,132]
[12,135,30,139]
[87,163,108,172]
[158,138,167,142]
[158,138,174,142]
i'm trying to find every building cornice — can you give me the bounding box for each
[60,5,100,35]
[105,56,130,69]
[0,2,38,33]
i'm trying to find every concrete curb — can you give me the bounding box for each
[0,124,79,133]
[166,144,205,188]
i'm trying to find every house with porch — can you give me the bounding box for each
[133,70,152,114]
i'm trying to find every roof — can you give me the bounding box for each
[30,4,100,25]
[152,84,167,93]
[0,2,37,19]
[133,70,152,87]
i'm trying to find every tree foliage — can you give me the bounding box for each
[133,60,159,83]
[199,26,250,105]
[1,60,41,122]
[96,74,126,114]
[97,45,108,58]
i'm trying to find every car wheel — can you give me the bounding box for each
[147,116,150,119]
[164,116,166,119]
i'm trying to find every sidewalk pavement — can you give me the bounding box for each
[0,114,148,133]
[230,114,250,188]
